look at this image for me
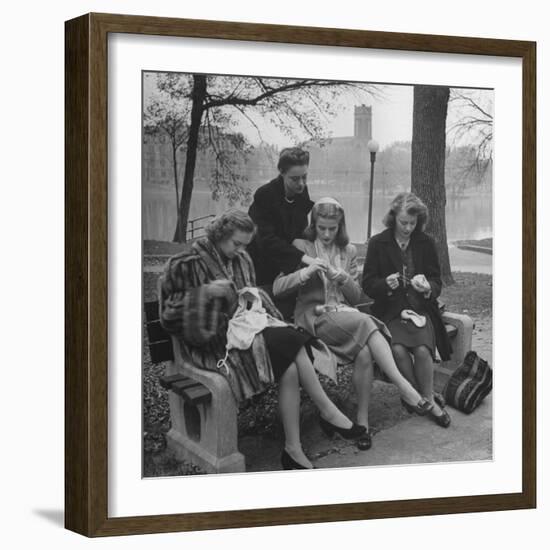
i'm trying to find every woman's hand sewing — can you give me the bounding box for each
[411,274,431,294]
[303,261,327,280]
[302,255,328,269]
[385,272,400,290]
[326,266,348,285]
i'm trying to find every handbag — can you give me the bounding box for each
[442,350,492,414]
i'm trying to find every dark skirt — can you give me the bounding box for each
[387,315,437,359]
[262,326,315,381]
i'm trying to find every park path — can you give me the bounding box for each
[448,245,492,275]
[241,388,492,472]
[242,316,493,473]
[472,315,493,365]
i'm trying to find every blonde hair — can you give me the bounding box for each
[205,209,256,243]
[303,201,349,248]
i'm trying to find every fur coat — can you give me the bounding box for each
[159,237,284,402]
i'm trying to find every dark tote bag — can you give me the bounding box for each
[443,351,493,414]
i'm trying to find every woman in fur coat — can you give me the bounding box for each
[159,209,365,470]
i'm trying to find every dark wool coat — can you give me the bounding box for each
[248,175,314,286]
[159,237,284,402]
[361,228,452,361]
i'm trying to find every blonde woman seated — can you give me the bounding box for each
[273,198,432,451]
[160,209,364,470]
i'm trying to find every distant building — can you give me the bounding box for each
[354,104,373,141]
[306,105,373,193]
[142,105,375,195]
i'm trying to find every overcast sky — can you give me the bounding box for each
[144,73,492,151]
[286,84,412,149]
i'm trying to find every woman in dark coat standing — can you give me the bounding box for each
[248,147,325,288]
[362,192,452,428]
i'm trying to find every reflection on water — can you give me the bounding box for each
[143,186,492,243]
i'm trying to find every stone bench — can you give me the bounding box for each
[145,300,246,473]
[161,340,246,474]
[145,300,473,474]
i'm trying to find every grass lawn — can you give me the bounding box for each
[144,239,187,256]
[440,272,492,318]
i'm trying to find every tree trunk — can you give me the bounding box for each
[173,74,206,242]
[411,85,454,285]
[171,142,180,230]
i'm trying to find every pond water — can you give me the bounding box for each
[143,186,492,244]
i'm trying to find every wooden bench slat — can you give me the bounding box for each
[146,319,171,343]
[144,300,161,322]
[181,385,212,406]
[149,340,174,363]
[172,378,202,394]
[159,373,188,390]
[144,300,174,364]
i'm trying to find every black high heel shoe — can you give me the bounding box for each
[356,429,373,451]
[400,397,433,416]
[281,449,313,470]
[319,416,367,440]
[427,407,451,428]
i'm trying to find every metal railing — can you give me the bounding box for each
[186,214,215,240]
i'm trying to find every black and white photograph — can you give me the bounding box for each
[142,70,493,477]
[3,0,545,543]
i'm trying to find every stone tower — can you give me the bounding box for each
[354,105,372,141]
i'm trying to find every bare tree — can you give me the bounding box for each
[148,73,381,242]
[144,76,190,230]
[445,145,491,198]
[411,85,454,285]
[447,89,493,179]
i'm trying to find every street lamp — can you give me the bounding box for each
[366,139,379,240]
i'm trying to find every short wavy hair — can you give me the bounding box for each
[277,147,310,174]
[205,209,256,243]
[303,201,350,249]
[382,192,429,233]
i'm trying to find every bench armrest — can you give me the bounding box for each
[441,312,474,363]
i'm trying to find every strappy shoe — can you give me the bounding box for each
[356,429,373,451]
[427,407,452,428]
[433,391,446,409]
[319,416,367,440]
[400,397,433,416]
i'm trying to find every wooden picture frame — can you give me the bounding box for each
[65,12,536,537]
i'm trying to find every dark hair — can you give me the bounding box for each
[303,201,350,249]
[205,209,256,243]
[382,192,429,233]
[277,147,310,174]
